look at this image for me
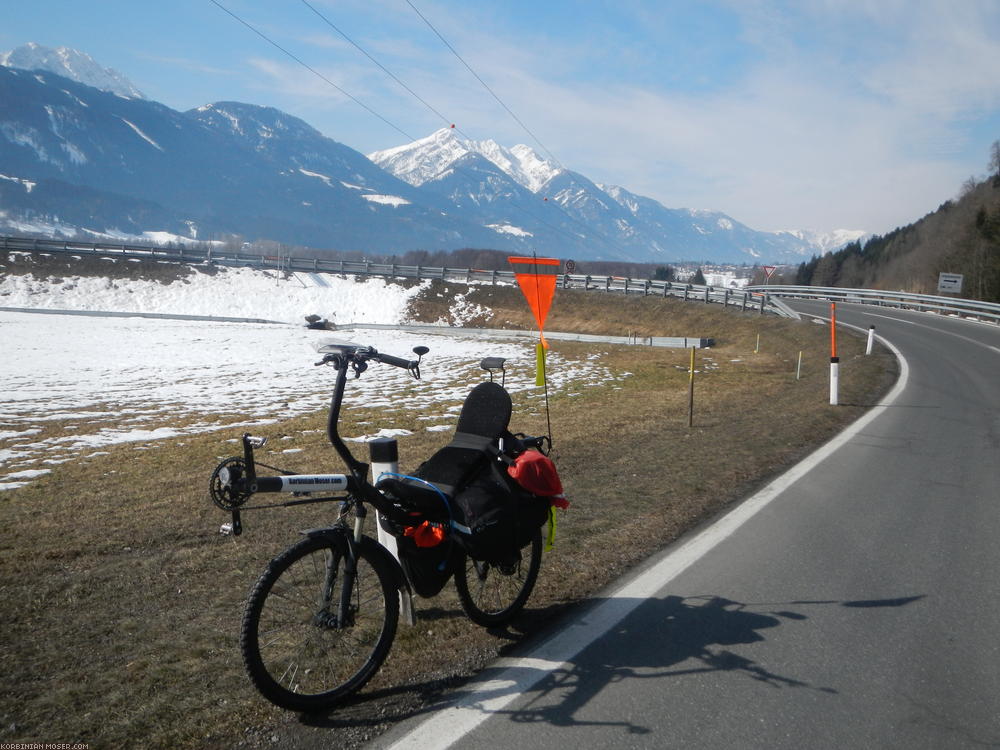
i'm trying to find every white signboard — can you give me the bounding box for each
[938,273,964,294]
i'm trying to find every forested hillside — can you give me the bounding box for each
[784,143,1000,302]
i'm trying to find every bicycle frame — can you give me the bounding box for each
[209,342,427,627]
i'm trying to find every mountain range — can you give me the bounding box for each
[0,43,864,263]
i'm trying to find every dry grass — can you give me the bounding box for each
[0,286,896,749]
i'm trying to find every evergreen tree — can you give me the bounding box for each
[653,265,675,281]
[990,140,1000,186]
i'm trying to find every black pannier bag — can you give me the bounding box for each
[379,381,550,565]
[394,530,456,598]
[449,462,550,563]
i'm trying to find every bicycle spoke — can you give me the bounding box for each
[243,536,397,709]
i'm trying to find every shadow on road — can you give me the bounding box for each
[298,593,926,739]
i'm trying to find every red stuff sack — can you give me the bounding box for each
[508,450,569,508]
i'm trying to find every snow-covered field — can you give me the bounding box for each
[0,262,424,325]
[0,262,616,489]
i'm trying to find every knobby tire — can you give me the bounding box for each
[240,533,398,712]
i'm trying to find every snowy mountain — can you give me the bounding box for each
[0,66,510,250]
[0,45,861,262]
[1,42,144,99]
[775,228,869,254]
[369,128,560,193]
[371,128,821,262]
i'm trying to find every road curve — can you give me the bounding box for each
[373,301,1000,750]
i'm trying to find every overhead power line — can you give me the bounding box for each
[299,0,457,133]
[207,0,414,141]
[404,0,564,171]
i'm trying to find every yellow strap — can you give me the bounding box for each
[545,505,557,551]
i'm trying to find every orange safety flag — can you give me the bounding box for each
[508,256,560,348]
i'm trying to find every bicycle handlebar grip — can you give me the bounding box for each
[377,352,416,369]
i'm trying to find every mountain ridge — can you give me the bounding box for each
[1,43,861,263]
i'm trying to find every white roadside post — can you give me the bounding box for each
[368,437,416,626]
[866,325,875,355]
[830,302,839,406]
[369,437,400,562]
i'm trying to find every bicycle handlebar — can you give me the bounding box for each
[507,432,551,456]
[314,341,427,379]
[375,351,418,370]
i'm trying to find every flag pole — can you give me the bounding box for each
[532,252,553,447]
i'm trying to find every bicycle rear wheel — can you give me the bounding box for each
[241,533,398,712]
[454,529,542,627]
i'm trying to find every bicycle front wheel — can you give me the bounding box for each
[454,528,542,627]
[240,533,399,712]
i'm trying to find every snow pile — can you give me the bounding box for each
[0,263,423,325]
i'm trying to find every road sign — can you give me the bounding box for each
[938,273,963,294]
[565,259,576,273]
[763,265,777,279]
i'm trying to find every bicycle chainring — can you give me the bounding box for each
[209,457,252,510]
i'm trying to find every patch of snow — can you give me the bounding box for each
[60,141,88,165]
[0,173,36,193]
[118,118,164,152]
[61,89,89,107]
[0,123,53,164]
[486,223,532,237]
[2,468,51,480]
[362,194,410,207]
[449,293,490,324]
[299,168,333,187]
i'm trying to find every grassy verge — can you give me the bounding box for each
[0,287,896,748]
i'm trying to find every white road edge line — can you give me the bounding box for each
[379,324,909,750]
[863,310,1000,353]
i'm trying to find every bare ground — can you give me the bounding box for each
[0,280,896,748]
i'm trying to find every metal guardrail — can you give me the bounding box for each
[2,235,788,317]
[326,322,714,349]
[747,284,1000,325]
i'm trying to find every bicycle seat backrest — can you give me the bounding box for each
[414,381,512,496]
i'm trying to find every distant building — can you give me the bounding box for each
[705,273,749,289]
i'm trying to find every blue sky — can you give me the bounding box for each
[4,0,1000,237]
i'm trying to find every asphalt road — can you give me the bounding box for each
[373,301,1000,749]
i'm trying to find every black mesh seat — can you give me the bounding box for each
[377,382,512,514]
[414,382,511,491]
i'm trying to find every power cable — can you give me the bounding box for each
[404,0,564,171]
[299,0,457,133]
[207,0,414,141]
[400,0,633,256]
